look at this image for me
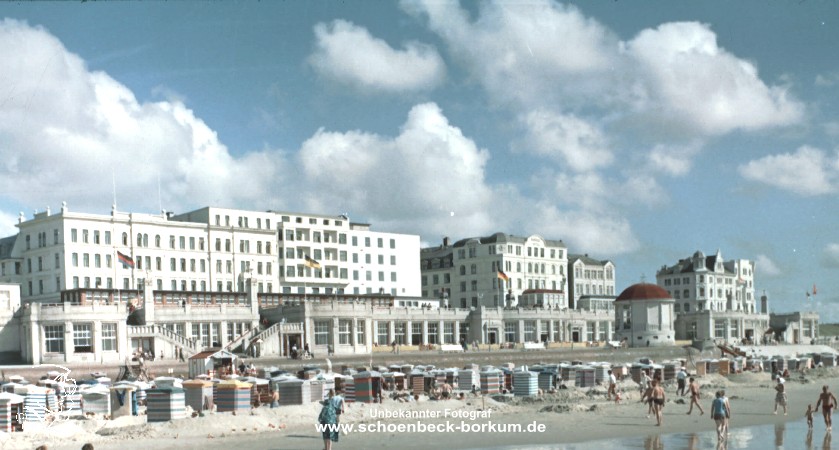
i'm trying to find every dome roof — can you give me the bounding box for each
[615,283,671,302]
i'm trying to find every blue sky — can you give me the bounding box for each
[0,1,837,321]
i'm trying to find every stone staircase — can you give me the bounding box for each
[127,324,201,356]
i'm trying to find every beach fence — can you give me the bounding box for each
[216,380,252,412]
[0,392,24,432]
[146,387,187,422]
[81,386,111,416]
[182,380,213,413]
[479,369,502,395]
[110,385,137,418]
[512,371,538,397]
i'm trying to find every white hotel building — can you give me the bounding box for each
[420,234,569,309]
[0,203,420,302]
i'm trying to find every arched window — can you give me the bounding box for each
[122,232,128,246]
[143,234,149,247]
[137,233,143,247]
[470,264,476,275]
[155,235,161,247]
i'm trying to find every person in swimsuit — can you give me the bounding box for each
[711,390,731,441]
[815,385,837,431]
[773,377,787,415]
[687,377,704,415]
[650,379,666,426]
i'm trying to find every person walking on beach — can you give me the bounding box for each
[676,367,688,396]
[711,390,731,441]
[606,369,617,401]
[773,377,787,415]
[687,377,704,415]
[815,385,837,431]
[650,379,666,426]
[639,369,651,398]
[318,389,340,450]
[805,404,814,428]
[270,389,279,408]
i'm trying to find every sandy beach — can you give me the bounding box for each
[3,361,837,450]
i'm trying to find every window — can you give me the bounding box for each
[71,229,78,243]
[356,321,365,345]
[523,320,536,342]
[427,322,439,344]
[45,325,64,353]
[102,323,117,351]
[505,322,517,343]
[377,322,389,345]
[714,320,726,338]
[73,324,93,353]
[72,253,78,267]
[315,320,330,345]
[338,320,352,345]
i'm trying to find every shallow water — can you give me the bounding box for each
[478,417,834,449]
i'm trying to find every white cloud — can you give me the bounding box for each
[822,243,839,268]
[755,254,781,277]
[738,146,837,196]
[405,2,803,138]
[647,142,703,177]
[401,0,619,106]
[297,102,494,238]
[0,19,291,216]
[623,22,803,136]
[309,19,445,93]
[525,202,640,255]
[815,73,839,87]
[516,110,613,172]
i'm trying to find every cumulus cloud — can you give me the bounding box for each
[647,142,703,177]
[297,102,494,237]
[738,146,838,196]
[822,243,839,268]
[309,19,445,93]
[401,0,619,106]
[405,2,803,138]
[755,254,781,277]
[623,22,803,136]
[515,110,613,172]
[0,19,291,216]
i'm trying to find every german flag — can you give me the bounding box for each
[117,251,135,268]
[497,270,509,282]
[304,255,321,269]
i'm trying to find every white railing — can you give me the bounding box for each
[127,324,200,354]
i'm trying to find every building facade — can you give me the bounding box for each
[567,254,616,309]
[0,204,421,303]
[420,233,569,309]
[1,281,614,364]
[658,250,769,344]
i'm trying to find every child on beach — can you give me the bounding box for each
[805,404,814,428]
[614,388,622,405]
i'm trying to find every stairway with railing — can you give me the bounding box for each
[223,327,261,352]
[127,324,201,355]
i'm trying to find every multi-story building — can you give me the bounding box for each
[420,233,568,309]
[0,204,421,303]
[657,250,767,343]
[567,254,616,310]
